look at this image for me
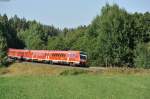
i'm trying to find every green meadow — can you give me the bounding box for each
[0,63,150,99]
[0,75,150,99]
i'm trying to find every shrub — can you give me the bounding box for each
[60,69,88,76]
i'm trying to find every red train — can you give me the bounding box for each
[7,48,87,66]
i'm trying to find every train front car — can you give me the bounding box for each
[67,51,87,66]
[79,51,87,66]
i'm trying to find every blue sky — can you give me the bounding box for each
[0,0,150,29]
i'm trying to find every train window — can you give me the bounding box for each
[60,54,62,57]
[62,54,65,57]
[59,54,63,57]
[52,54,55,57]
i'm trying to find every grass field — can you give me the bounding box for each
[0,63,150,99]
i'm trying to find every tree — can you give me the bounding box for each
[0,4,149,67]
[134,43,150,68]
[0,30,7,66]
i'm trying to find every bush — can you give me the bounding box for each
[60,69,88,76]
[0,51,9,67]
[0,56,9,67]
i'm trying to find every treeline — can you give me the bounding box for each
[0,4,150,68]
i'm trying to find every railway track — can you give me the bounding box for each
[20,62,107,71]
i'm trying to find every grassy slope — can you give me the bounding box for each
[0,63,150,99]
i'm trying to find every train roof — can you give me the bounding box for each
[8,48,82,53]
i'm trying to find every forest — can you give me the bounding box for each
[0,4,150,68]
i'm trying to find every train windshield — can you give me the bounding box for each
[80,51,87,60]
[80,55,87,60]
[80,54,87,60]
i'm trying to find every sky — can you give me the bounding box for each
[0,0,150,29]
